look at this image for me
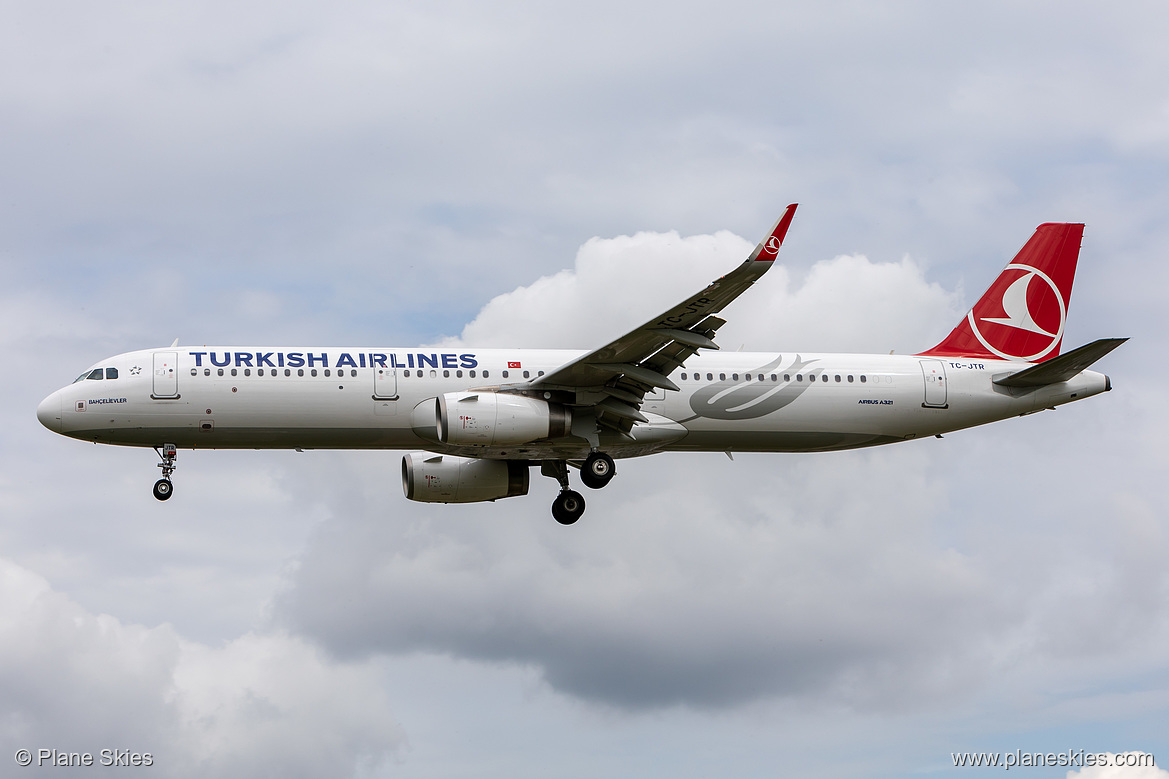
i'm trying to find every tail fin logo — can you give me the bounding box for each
[968,264,1066,361]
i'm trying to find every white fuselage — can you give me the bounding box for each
[37,346,1111,460]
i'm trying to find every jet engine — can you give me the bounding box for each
[436,391,570,446]
[402,452,529,503]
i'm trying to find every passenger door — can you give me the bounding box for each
[919,359,948,408]
[152,352,179,399]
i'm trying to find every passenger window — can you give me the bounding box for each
[821,374,828,382]
[482,370,489,378]
[218,368,224,376]
[244,369,251,376]
[258,369,265,377]
[523,370,530,378]
[681,373,687,380]
[311,369,318,377]
[204,368,210,376]
[538,370,544,377]
[770,374,777,382]
[835,375,841,382]
[706,373,713,381]
[190,368,197,376]
[796,374,803,382]
[231,368,238,377]
[106,368,119,380]
[443,370,450,378]
[324,369,331,377]
[285,369,291,377]
[429,370,437,378]
[502,370,509,378]
[456,370,463,378]
[758,374,764,381]
[719,373,726,381]
[469,370,476,378]
[784,374,790,381]
[732,374,739,381]
[744,374,751,381]
[298,369,304,377]
[847,375,854,382]
[351,370,357,377]
[860,375,867,383]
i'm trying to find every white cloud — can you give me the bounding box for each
[1067,754,1166,779]
[446,228,962,355]
[0,558,403,778]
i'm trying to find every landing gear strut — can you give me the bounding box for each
[153,443,177,501]
[542,460,585,525]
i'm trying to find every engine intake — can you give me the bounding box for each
[402,452,529,504]
[437,392,570,446]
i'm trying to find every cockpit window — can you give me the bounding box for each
[74,367,117,383]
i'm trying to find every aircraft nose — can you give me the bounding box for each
[37,392,62,433]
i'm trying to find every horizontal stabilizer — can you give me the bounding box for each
[992,338,1128,387]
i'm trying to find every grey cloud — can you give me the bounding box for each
[275,446,1014,710]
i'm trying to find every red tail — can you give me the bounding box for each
[919,223,1084,363]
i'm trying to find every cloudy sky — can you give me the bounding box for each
[2,1,1167,776]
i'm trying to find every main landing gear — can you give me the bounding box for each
[542,451,617,525]
[580,451,615,490]
[153,443,177,501]
[542,461,584,525]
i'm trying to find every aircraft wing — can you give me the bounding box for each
[529,204,797,436]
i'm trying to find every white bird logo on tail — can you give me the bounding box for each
[969,264,1066,361]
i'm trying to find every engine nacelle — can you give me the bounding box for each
[402,452,530,504]
[436,391,570,446]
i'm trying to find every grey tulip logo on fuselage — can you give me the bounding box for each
[684,355,821,421]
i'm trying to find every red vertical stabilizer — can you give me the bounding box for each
[918,222,1084,363]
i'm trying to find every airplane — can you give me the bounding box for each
[37,204,1126,524]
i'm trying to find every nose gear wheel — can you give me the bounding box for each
[153,444,177,501]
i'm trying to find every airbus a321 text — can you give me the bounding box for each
[38,205,1125,524]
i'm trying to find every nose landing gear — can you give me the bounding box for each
[153,444,177,501]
